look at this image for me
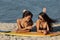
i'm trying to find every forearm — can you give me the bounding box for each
[37,29,42,32]
[17,25,21,30]
[17,19,22,30]
[47,27,49,31]
[24,26,32,30]
[21,28,26,30]
[37,27,41,32]
[17,26,32,30]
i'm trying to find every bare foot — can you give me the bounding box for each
[42,7,46,13]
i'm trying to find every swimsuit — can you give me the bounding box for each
[39,27,47,30]
[39,24,47,30]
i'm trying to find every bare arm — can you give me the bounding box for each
[36,20,41,32]
[17,19,22,30]
[46,23,49,31]
[17,19,27,30]
[23,22,33,30]
[25,26,32,30]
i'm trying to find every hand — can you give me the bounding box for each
[37,30,42,33]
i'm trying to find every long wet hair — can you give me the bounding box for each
[22,10,33,26]
[38,12,56,31]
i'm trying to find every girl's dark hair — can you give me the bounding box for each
[22,11,33,26]
[39,12,56,31]
[39,12,55,23]
[22,11,33,18]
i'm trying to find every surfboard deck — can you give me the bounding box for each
[0,31,60,37]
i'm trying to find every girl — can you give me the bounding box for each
[16,10,33,32]
[36,8,55,34]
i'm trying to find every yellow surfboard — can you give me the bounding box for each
[0,32,60,37]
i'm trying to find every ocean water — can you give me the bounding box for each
[0,0,60,23]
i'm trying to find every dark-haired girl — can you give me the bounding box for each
[36,8,55,34]
[16,10,33,32]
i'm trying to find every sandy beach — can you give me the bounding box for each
[0,23,60,40]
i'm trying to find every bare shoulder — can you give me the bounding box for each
[17,18,22,22]
[36,19,41,23]
[45,22,48,26]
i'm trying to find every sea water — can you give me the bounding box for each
[0,0,60,23]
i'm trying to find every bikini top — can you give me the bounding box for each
[39,24,47,30]
[19,23,25,29]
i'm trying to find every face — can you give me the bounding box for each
[25,16,31,22]
[39,15,44,21]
